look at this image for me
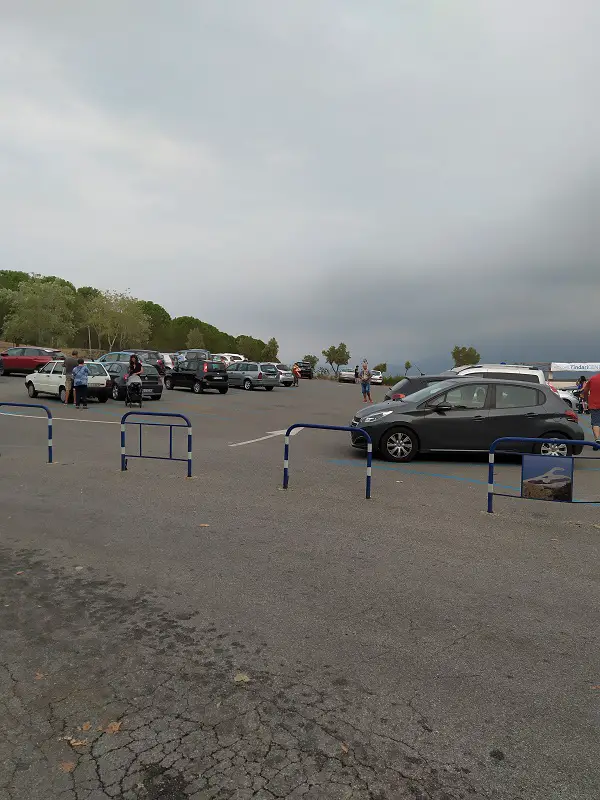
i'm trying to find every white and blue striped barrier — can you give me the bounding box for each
[120,411,192,477]
[0,402,53,463]
[283,423,373,499]
[487,436,600,513]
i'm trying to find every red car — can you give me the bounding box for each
[0,346,64,376]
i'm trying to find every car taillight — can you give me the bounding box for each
[203,363,208,373]
[565,409,578,422]
[258,371,263,380]
[105,379,111,387]
[392,393,405,400]
[548,383,558,393]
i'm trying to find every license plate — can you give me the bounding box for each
[142,389,153,395]
[212,376,223,380]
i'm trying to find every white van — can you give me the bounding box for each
[449,364,547,384]
[211,353,245,365]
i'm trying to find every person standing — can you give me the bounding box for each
[583,373,600,442]
[63,350,78,404]
[292,363,301,387]
[72,358,89,409]
[359,360,372,403]
[354,365,359,382]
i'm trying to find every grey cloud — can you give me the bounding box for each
[0,1,599,365]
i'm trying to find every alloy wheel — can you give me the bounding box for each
[386,431,414,460]
[539,440,569,457]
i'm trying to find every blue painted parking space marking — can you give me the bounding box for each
[328,458,519,491]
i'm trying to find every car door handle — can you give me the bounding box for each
[525,412,536,417]
[473,415,486,421]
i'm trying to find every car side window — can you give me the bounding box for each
[247,363,258,372]
[6,347,23,356]
[39,362,55,374]
[495,385,542,409]
[433,384,488,409]
[227,363,238,371]
[24,347,40,356]
[188,360,199,372]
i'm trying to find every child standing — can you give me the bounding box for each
[72,358,89,409]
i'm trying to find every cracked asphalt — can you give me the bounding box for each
[0,377,599,798]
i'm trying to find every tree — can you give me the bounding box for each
[302,354,319,371]
[321,343,351,375]
[236,335,267,361]
[186,328,205,349]
[83,290,149,351]
[261,337,279,361]
[404,360,412,375]
[452,346,481,367]
[374,362,387,373]
[3,279,75,346]
[138,300,171,346]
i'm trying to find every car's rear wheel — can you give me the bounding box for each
[243,379,253,391]
[112,384,121,401]
[27,382,38,398]
[151,394,161,400]
[265,386,274,391]
[381,428,418,462]
[535,433,572,457]
[1,370,9,376]
[218,388,228,394]
[59,387,67,403]
[193,380,203,394]
[164,376,173,390]
[98,394,108,403]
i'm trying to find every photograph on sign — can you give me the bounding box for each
[521,454,573,502]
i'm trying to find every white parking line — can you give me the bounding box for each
[0,412,118,425]
[229,427,304,447]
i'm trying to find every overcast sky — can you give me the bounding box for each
[1,1,598,368]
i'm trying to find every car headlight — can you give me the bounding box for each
[362,410,394,423]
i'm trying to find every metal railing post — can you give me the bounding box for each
[283,423,373,499]
[0,402,53,463]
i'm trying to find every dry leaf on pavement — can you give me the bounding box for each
[34,671,45,681]
[233,672,250,683]
[199,524,210,527]
[61,737,88,748]
[341,742,349,754]
[80,722,91,731]
[105,721,122,734]
[60,761,76,773]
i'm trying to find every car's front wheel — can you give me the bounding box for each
[98,394,108,403]
[193,381,203,394]
[112,384,121,401]
[164,376,173,390]
[381,428,418,462]
[535,433,572,457]
[27,382,38,398]
[243,379,253,391]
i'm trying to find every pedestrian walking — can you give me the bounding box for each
[292,363,301,387]
[63,350,78,404]
[583,373,600,442]
[354,365,359,382]
[359,360,372,403]
[72,358,89,409]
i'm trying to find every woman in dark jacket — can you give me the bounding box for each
[128,354,143,378]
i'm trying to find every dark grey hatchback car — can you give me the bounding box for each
[351,378,584,462]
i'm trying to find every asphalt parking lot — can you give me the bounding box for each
[1,375,599,799]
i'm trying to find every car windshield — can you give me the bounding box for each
[277,364,289,370]
[85,363,108,376]
[402,382,445,403]
[372,370,381,376]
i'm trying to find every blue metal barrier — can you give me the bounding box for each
[120,411,192,476]
[487,436,600,513]
[283,423,373,499]
[0,402,53,463]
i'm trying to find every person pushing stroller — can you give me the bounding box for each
[126,354,144,406]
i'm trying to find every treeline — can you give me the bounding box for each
[0,271,275,360]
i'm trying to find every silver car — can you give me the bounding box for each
[371,370,384,385]
[227,361,279,391]
[338,366,357,383]
[273,363,294,387]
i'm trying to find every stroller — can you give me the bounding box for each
[125,374,143,407]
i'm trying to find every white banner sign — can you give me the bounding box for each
[551,362,600,372]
